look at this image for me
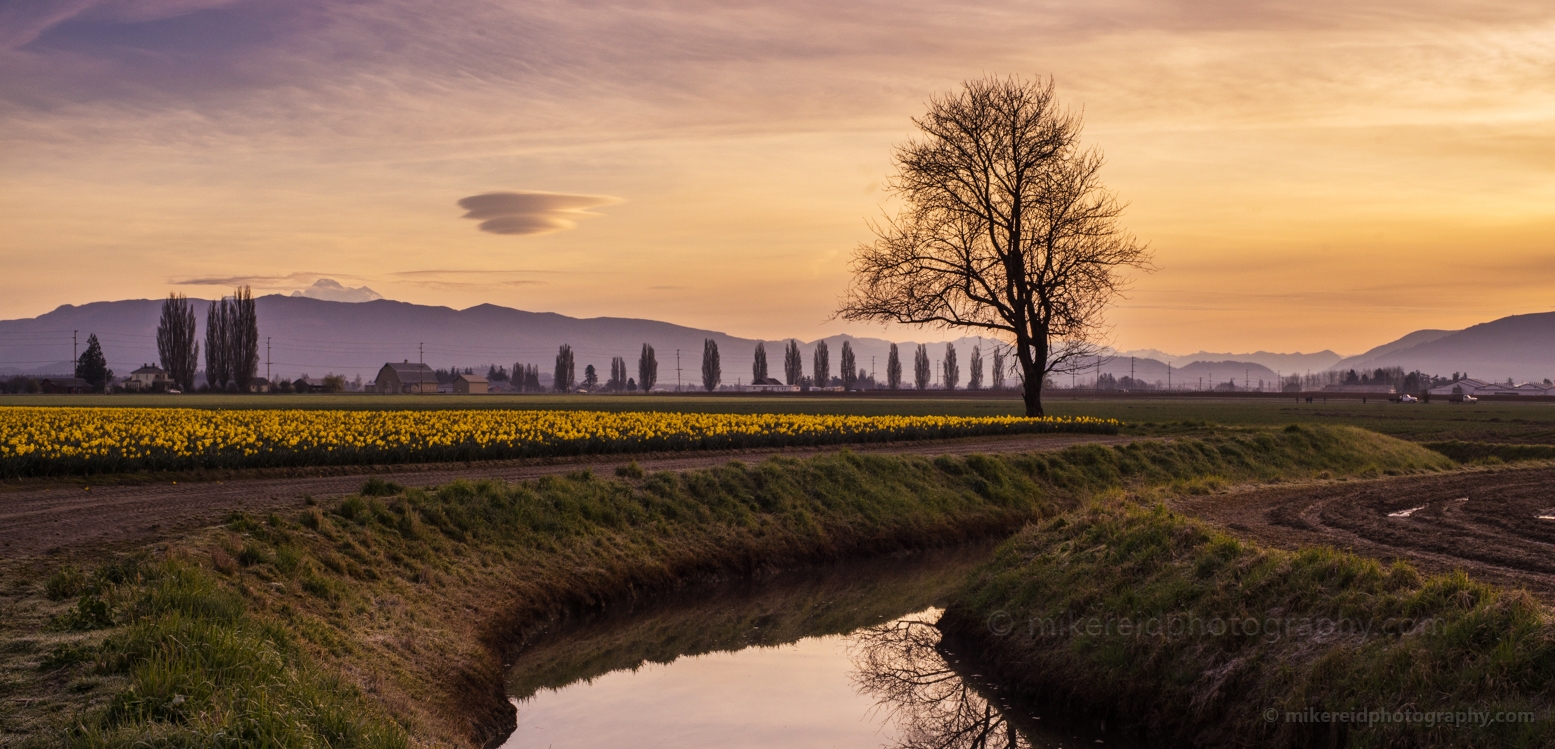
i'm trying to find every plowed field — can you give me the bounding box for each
[1178,466,1555,598]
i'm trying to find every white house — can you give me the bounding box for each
[747,377,799,392]
[126,365,170,391]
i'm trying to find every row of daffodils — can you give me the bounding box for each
[0,407,1120,477]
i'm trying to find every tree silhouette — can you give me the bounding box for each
[230,286,259,391]
[942,343,959,391]
[813,340,830,389]
[784,339,803,386]
[753,342,769,382]
[887,344,903,390]
[638,344,658,392]
[991,348,1006,390]
[967,346,983,390]
[840,341,857,390]
[75,334,111,392]
[553,344,575,391]
[205,297,230,390]
[838,76,1150,416]
[583,364,598,389]
[850,618,1034,749]
[156,293,199,392]
[609,356,628,391]
[913,344,931,390]
[701,338,721,392]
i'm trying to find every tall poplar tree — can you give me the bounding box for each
[638,344,658,392]
[157,292,199,392]
[967,346,983,391]
[942,343,959,391]
[886,343,902,390]
[913,344,931,391]
[701,338,721,392]
[752,342,768,382]
[992,348,1006,389]
[812,340,830,388]
[554,344,575,391]
[205,297,230,390]
[784,339,803,386]
[840,341,857,390]
[230,286,259,391]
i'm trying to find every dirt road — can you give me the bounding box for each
[0,433,1133,557]
[1176,466,1555,598]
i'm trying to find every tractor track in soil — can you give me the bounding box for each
[0,433,1134,558]
[1175,465,1555,599]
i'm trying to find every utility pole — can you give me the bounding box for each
[1130,356,1135,386]
[1167,362,1171,390]
[72,330,78,370]
[266,337,271,383]
[676,349,681,392]
[419,342,423,365]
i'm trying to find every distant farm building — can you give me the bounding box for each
[453,373,488,394]
[126,365,171,391]
[40,377,92,394]
[747,377,799,392]
[376,362,438,394]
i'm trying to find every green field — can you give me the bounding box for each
[5,393,1553,443]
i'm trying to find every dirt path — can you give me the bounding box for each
[0,433,1133,558]
[1175,466,1555,598]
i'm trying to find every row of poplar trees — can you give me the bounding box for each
[155,287,259,392]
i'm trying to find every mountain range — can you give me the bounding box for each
[2,294,1551,386]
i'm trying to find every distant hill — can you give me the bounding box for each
[1077,355,1280,390]
[0,296,1002,386]
[1115,348,1341,374]
[1328,329,1456,373]
[1326,313,1555,382]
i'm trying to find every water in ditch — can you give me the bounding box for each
[498,545,1139,748]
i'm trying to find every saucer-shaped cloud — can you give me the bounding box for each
[290,278,383,302]
[457,191,620,236]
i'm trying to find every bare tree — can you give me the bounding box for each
[812,340,830,389]
[838,76,1150,416]
[942,343,959,391]
[967,345,983,391]
[157,293,199,392]
[913,344,931,391]
[204,297,230,390]
[638,344,658,392]
[230,286,259,391]
[701,338,721,391]
[753,341,768,382]
[840,341,857,390]
[553,344,575,391]
[886,343,903,390]
[783,339,803,386]
[991,347,1006,390]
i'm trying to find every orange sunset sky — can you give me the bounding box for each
[2,0,1552,355]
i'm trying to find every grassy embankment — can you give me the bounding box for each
[943,440,1554,748]
[2,425,1449,747]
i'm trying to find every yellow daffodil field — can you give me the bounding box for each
[0,407,1119,477]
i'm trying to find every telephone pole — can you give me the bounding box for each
[72,330,78,369]
[675,349,682,392]
[265,337,271,382]
[419,342,423,365]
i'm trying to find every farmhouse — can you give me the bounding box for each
[126,365,170,391]
[376,361,438,394]
[453,372,488,394]
[748,377,799,392]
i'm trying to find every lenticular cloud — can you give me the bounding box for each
[456,191,620,235]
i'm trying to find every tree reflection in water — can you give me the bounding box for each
[850,614,1033,749]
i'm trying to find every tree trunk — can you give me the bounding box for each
[1017,334,1047,417]
[1021,361,1045,417]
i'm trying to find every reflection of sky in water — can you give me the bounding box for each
[505,632,892,749]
